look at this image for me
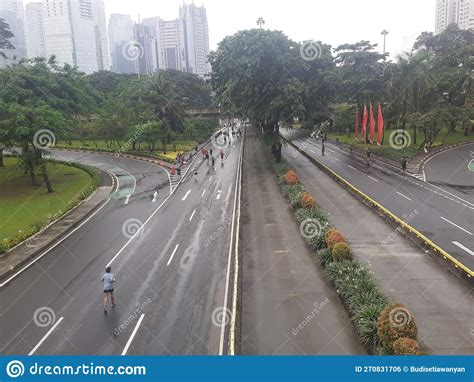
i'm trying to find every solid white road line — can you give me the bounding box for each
[348,165,356,170]
[29,317,64,355]
[181,189,191,201]
[209,176,213,182]
[166,244,180,266]
[367,175,379,182]
[1,199,111,288]
[124,195,130,205]
[216,190,222,200]
[441,217,473,236]
[452,241,474,256]
[396,191,412,201]
[201,190,206,198]
[189,210,196,222]
[310,149,315,153]
[121,314,145,355]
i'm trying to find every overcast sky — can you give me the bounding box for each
[27,0,436,58]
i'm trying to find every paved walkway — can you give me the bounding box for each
[240,127,364,355]
[282,143,474,355]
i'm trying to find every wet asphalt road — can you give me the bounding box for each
[1,132,243,355]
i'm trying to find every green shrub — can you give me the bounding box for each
[332,242,352,262]
[392,337,420,355]
[326,230,346,250]
[317,248,332,266]
[377,304,418,351]
[300,193,316,209]
[347,289,388,314]
[295,207,330,224]
[352,303,386,350]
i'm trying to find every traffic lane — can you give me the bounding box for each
[284,141,474,271]
[424,142,474,198]
[132,146,240,355]
[50,151,171,199]
[0,158,171,354]
[23,138,241,355]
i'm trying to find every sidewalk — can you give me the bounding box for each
[0,171,113,282]
[240,126,364,355]
[282,143,474,355]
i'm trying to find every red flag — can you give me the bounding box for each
[377,102,384,145]
[361,103,368,144]
[355,106,359,139]
[369,102,375,143]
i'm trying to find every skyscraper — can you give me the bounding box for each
[0,0,27,67]
[42,0,109,73]
[143,16,186,72]
[435,0,474,33]
[179,2,209,77]
[108,13,135,73]
[24,2,45,59]
[134,22,158,76]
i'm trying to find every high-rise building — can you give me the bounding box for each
[435,0,474,33]
[0,0,27,67]
[108,13,135,73]
[143,16,186,72]
[24,2,45,59]
[91,0,109,70]
[134,22,158,76]
[179,2,209,76]
[42,0,109,73]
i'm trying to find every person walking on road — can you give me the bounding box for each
[220,150,224,162]
[322,142,325,156]
[402,158,407,171]
[366,149,371,167]
[102,266,116,312]
[211,155,215,168]
[194,168,198,182]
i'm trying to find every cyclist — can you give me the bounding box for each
[102,266,116,312]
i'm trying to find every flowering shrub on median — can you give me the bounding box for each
[272,160,424,355]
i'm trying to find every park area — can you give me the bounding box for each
[0,157,94,252]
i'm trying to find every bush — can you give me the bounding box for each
[325,228,337,242]
[317,248,332,266]
[392,337,420,355]
[326,230,346,250]
[347,290,388,314]
[377,304,417,351]
[307,222,334,251]
[295,207,330,225]
[332,242,352,261]
[352,304,386,350]
[285,170,299,185]
[300,193,316,209]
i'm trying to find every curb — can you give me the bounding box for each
[410,141,474,174]
[282,136,473,282]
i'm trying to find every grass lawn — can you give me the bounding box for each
[0,157,93,242]
[55,139,200,160]
[326,127,473,162]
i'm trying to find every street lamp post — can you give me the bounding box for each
[381,30,389,56]
[257,17,265,29]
